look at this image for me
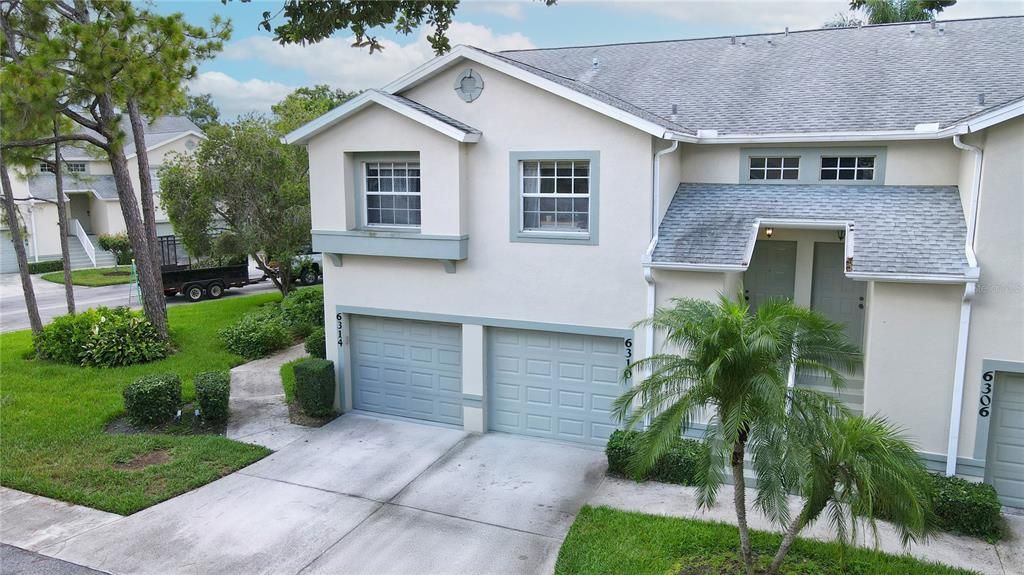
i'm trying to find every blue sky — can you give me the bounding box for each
[150,0,1024,117]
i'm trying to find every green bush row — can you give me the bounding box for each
[35,307,168,367]
[606,429,704,485]
[293,357,335,418]
[928,474,1003,540]
[195,371,231,423]
[305,326,326,359]
[218,306,292,360]
[123,374,182,426]
[281,286,324,337]
[28,260,63,274]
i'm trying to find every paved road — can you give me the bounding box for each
[0,271,279,334]
[0,544,106,575]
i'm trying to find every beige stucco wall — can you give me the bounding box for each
[960,116,1024,458]
[16,202,61,258]
[128,134,200,227]
[676,140,961,186]
[863,281,963,454]
[314,60,656,375]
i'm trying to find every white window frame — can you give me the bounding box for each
[361,160,421,230]
[508,151,599,245]
[518,159,592,235]
[748,156,800,181]
[39,161,86,174]
[819,155,876,182]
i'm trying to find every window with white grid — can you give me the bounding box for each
[520,160,590,233]
[364,161,421,227]
[748,156,799,180]
[820,156,875,181]
[39,161,86,174]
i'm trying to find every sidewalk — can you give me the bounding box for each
[590,476,1024,575]
[0,488,121,554]
[225,344,316,450]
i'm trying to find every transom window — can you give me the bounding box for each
[39,161,86,174]
[364,161,421,227]
[520,160,590,233]
[820,156,875,181]
[749,156,799,180]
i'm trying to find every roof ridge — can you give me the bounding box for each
[499,14,1024,54]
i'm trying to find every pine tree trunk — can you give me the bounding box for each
[126,99,165,318]
[732,434,755,575]
[0,150,44,337]
[53,121,75,314]
[98,95,167,339]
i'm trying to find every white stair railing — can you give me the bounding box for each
[71,218,97,268]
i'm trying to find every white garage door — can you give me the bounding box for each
[988,372,1024,508]
[487,328,626,446]
[2,231,22,274]
[350,316,463,426]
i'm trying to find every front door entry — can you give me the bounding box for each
[743,240,797,312]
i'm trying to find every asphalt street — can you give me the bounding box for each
[0,270,279,334]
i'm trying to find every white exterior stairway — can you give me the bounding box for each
[66,234,117,269]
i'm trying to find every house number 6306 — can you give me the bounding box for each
[978,370,994,417]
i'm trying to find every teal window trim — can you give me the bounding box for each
[312,230,468,261]
[508,150,599,245]
[739,147,887,185]
[352,152,422,233]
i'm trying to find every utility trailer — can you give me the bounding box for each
[159,235,260,303]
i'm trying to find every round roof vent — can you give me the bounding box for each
[454,68,484,103]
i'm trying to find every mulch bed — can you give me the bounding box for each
[105,403,227,436]
[286,401,337,427]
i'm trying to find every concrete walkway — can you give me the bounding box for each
[591,476,1024,575]
[225,344,316,450]
[0,488,120,556]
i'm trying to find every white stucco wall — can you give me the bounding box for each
[862,281,963,454]
[960,117,1024,458]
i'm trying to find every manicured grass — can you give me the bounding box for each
[280,358,301,402]
[41,265,133,286]
[555,506,974,575]
[0,293,281,515]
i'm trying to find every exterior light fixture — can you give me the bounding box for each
[838,229,846,241]
[765,227,774,238]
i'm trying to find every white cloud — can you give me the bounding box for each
[188,71,295,117]
[466,0,527,20]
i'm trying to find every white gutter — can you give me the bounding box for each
[945,134,984,477]
[28,204,38,262]
[644,140,679,379]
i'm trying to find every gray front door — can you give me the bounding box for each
[350,315,463,426]
[811,242,866,346]
[988,372,1024,508]
[487,328,624,446]
[68,194,91,233]
[744,240,797,311]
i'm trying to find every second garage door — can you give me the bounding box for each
[350,315,463,426]
[488,328,625,446]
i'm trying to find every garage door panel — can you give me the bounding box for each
[988,373,1024,508]
[488,327,626,446]
[351,315,463,426]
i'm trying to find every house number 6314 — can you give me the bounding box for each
[978,371,994,417]
[336,313,344,346]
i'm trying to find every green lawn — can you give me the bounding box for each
[555,506,974,575]
[280,358,301,402]
[41,265,133,286]
[0,292,280,515]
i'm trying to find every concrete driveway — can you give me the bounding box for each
[40,414,607,575]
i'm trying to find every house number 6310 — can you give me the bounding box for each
[978,370,994,417]
[623,338,633,378]
[336,313,344,346]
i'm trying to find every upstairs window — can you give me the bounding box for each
[820,156,875,181]
[39,161,86,174]
[364,161,421,227]
[520,160,590,233]
[748,156,799,180]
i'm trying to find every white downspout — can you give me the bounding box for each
[645,140,679,364]
[29,202,39,262]
[946,134,983,477]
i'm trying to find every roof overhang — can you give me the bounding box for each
[283,89,482,145]
[382,45,691,141]
[125,130,207,160]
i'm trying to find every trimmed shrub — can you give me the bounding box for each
[305,326,326,359]
[195,371,231,423]
[606,429,703,485]
[218,307,292,359]
[280,287,324,337]
[28,259,63,274]
[293,358,335,417]
[35,307,167,367]
[123,374,182,426]
[97,233,133,265]
[929,474,1003,540]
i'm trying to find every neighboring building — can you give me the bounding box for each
[1,116,203,272]
[286,18,1024,507]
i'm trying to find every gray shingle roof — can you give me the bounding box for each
[377,90,482,136]
[27,173,119,201]
[59,115,201,160]
[500,17,1024,135]
[653,183,970,277]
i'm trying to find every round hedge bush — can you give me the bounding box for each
[123,374,181,426]
[34,307,168,367]
[218,307,292,360]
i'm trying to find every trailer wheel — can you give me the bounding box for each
[185,284,204,303]
[207,282,225,299]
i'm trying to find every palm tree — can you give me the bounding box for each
[766,415,934,574]
[850,0,956,24]
[613,295,861,574]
